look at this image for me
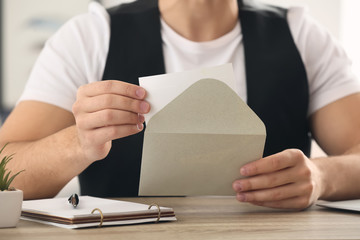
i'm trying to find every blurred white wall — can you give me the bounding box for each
[101,0,135,8]
[341,0,360,80]
[259,0,342,38]
[2,0,91,110]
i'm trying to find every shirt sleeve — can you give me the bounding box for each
[17,2,110,112]
[287,7,360,116]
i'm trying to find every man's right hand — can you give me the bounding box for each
[72,80,150,163]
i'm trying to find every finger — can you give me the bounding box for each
[78,80,146,100]
[75,94,150,114]
[81,124,144,146]
[236,182,300,203]
[240,149,304,177]
[76,110,144,130]
[250,196,312,210]
[233,167,297,192]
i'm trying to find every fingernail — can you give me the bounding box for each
[136,88,145,98]
[234,182,242,191]
[237,193,246,202]
[137,123,144,131]
[138,114,145,123]
[240,167,248,176]
[140,101,150,113]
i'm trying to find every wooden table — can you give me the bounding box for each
[2,197,360,239]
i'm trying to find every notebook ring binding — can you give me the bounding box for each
[148,203,161,223]
[91,208,104,227]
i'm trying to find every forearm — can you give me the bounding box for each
[314,144,360,201]
[1,125,89,200]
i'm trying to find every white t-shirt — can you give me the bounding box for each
[19,2,360,116]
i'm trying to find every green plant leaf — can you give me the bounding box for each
[5,170,25,190]
[4,171,11,185]
[0,143,24,191]
[0,181,5,191]
[0,157,7,169]
[0,143,8,155]
[0,167,5,183]
[0,172,11,191]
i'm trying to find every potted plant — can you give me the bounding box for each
[0,143,25,228]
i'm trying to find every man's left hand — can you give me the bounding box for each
[232,149,322,210]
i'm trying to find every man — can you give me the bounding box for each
[0,0,360,210]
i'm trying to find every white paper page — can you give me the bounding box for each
[317,199,360,212]
[139,63,236,123]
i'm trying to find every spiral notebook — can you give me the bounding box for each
[21,196,176,229]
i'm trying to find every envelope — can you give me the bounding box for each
[138,68,266,196]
